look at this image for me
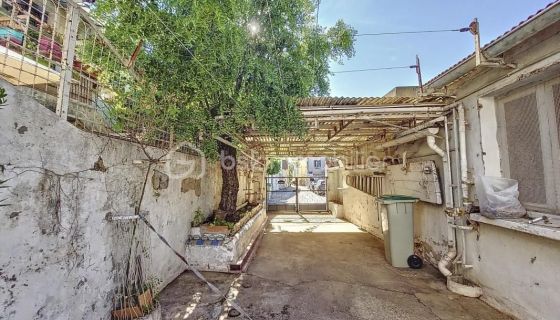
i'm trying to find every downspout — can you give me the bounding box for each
[458,104,471,208]
[445,106,482,297]
[426,129,456,277]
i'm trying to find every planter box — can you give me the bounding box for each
[201,225,230,235]
[186,204,266,272]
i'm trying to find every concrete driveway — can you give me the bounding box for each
[160,213,511,320]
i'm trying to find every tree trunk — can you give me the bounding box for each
[218,139,240,222]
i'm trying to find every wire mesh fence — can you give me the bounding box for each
[0,0,176,151]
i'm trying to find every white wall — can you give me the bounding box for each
[0,81,227,319]
[341,186,382,239]
[465,224,560,320]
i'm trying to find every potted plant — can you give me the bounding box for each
[201,217,234,235]
[190,208,204,236]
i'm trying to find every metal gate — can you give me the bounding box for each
[266,176,328,212]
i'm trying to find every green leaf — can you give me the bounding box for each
[88,0,356,158]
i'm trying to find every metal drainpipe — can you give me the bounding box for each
[450,224,474,269]
[442,106,482,298]
[426,128,457,277]
[453,107,463,206]
[458,104,471,207]
[439,108,463,277]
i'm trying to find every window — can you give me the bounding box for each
[281,160,288,170]
[497,79,560,214]
[314,160,322,169]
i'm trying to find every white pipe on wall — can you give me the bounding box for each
[375,128,439,151]
[450,224,474,269]
[438,218,457,277]
[452,108,463,206]
[427,125,457,277]
[441,106,482,297]
[443,118,455,207]
[458,104,470,206]
[426,124,453,209]
[426,136,445,158]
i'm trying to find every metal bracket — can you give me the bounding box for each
[471,18,517,69]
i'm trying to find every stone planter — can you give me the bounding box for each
[186,204,266,272]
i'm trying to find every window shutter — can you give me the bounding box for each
[503,93,547,204]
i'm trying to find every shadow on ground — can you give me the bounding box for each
[159,214,511,320]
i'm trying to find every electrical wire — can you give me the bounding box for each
[332,65,415,74]
[357,28,471,37]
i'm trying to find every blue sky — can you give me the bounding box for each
[319,0,553,97]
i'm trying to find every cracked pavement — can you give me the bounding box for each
[159,213,511,320]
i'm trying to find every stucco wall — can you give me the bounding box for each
[0,81,228,319]
[326,168,343,204]
[341,186,382,239]
[465,224,560,320]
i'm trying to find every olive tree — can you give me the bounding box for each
[91,0,355,219]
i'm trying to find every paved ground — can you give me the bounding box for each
[159,213,511,320]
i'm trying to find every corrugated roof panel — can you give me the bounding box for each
[296,95,450,107]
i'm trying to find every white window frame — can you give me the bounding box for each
[496,79,560,214]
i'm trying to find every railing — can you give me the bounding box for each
[346,174,384,197]
[0,0,173,150]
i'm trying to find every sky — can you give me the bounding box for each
[319,0,554,97]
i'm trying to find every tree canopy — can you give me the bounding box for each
[90,0,356,157]
[266,158,281,176]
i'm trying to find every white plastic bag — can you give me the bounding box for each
[475,176,526,219]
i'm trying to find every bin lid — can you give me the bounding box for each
[377,194,418,204]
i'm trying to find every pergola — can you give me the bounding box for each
[243,96,454,157]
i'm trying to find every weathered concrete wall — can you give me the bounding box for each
[326,168,343,204]
[0,81,224,319]
[402,30,560,320]
[464,223,560,320]
[328,61,560,320]
[453,77,560,320]
[340,186,382,239]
